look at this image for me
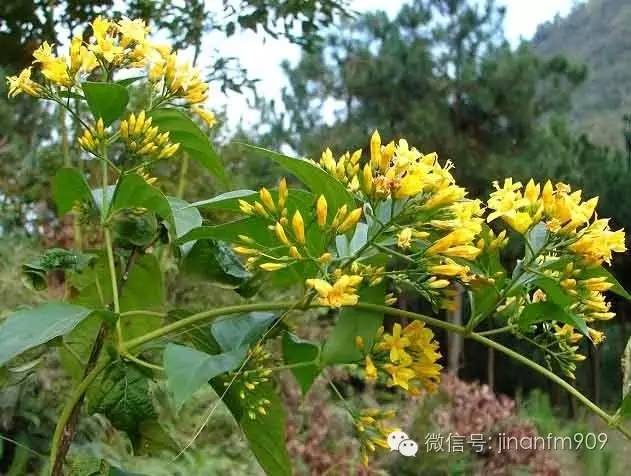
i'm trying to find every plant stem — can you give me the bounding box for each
[104,228,122,341]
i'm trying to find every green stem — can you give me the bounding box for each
[48,357,113,474]
[478,325,516,336]
[104,229,122,343]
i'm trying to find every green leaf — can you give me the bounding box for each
[349,222,368,255]
[166,197,202,254]
[150,108,226,183]
[116,76,145,87]
[525,222,549,261]
[191,188,314,213]
[212,312,277,352]
[518,301,589,335]
[580,265,631,301]
[52,167,94,215]
[22,248,96,291]
[89,362,156,434]
[82,82,129,126]
[238,143,355,213]
[282,332,320,394]
[0,303,92,366]
[179,217,275,246]
[214,379,291,476]
[111,174,173,226]
[322,283,385,364]
[183,240,251,289]
[164,343,246,410]
[533,278,574,307]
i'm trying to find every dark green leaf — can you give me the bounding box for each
[212,312,276,352]
[238,143,355,212]
[580,265,631,301]
[82,82,129,126]
[178,217,275,246]
[282,332,320,394]
[89,362,156,434]
[322,283,385,364]
[183,240,251,289]
[111,174,173,227]
[52,167,94,215]
[150,108,226,183]
[0,303,92,366]
[518,301,589,335]
[533,278,574,307]
[164,343,246,410]
[214,379,291,476]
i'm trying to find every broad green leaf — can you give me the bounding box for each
[580,265,631,301]
[282,332,320,394]
[183,240,251,289]
[212,312,277,352]
[178,217,275,246]
[167,197,202,254]
[163,343,246,410]
[533,278,574,307]
[238,143,355,212]
[213,379,291,476]
[0,303,92,366]
[52,167,94,215]
[82,82,129,126]
[518,301,589,335]
[191,188,314,214]
[619,337,631,418]
[88,362,156,433]
[150,108,226,183]
[322,283,385,364]
[111,174,173,225]
[525,222,549,261]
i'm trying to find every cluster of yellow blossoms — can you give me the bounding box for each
[352,408,396,467]
[6,16,216,127]
[119,111,180,159]
[359,322,442,396]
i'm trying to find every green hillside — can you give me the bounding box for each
[532,0,631,149]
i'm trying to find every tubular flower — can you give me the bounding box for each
[365,321,441,395]
[119,111,180,159]
[306,274,363,308]
[6,68,41,98]
[316,195,328,228]
[397,228,413,249]
[77,118,107,155]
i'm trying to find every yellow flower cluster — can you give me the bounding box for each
[235,179,364,276]
[487,179,625,265]
[362,322,442,396]
[77,118,106,156]
[306,274,363,307]
[228,344,273,420]
[119,110,180,159]
[6,17,216,127]
[353,408,396,466]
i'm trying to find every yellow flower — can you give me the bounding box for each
[337,207,363,233]
[259,187,276,213]
[430,260,470,278]
[118,17,149,47]
[316,195,328,228]
[588,328,606,345]
[274,222,290,245]
[554,324,582,344]
[192,106,217,128]
[376,323,410,364]
[397,227,413,249]
[292,210,305,244]
[568,220,626,265]
[306,274,363,308]
[6,68,40,98]
[278,178,288,210]
[383,364,416,390]
[259,262,288,271]
[365,355,377,382]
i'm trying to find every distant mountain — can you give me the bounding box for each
[532,0,631,149]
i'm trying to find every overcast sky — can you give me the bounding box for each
[209,0,581,129]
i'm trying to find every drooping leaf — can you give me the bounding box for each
[282,332,320,394]
[212,312,277,352]
[517,301,589,336]
[322,283,386,364]
[52,167,94,215]
[0,303,93,366]
[88,362,156,434]
[579,265,631,301]
[150,108,226,183]
[238,143,355,212]
[213,379,291,476]
[183,239,251,289]
[166,197,202,254]
[82,82,129,126]
[164,343,246,410]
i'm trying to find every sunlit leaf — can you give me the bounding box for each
[52,167,94,215]
[82,81,129,126]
